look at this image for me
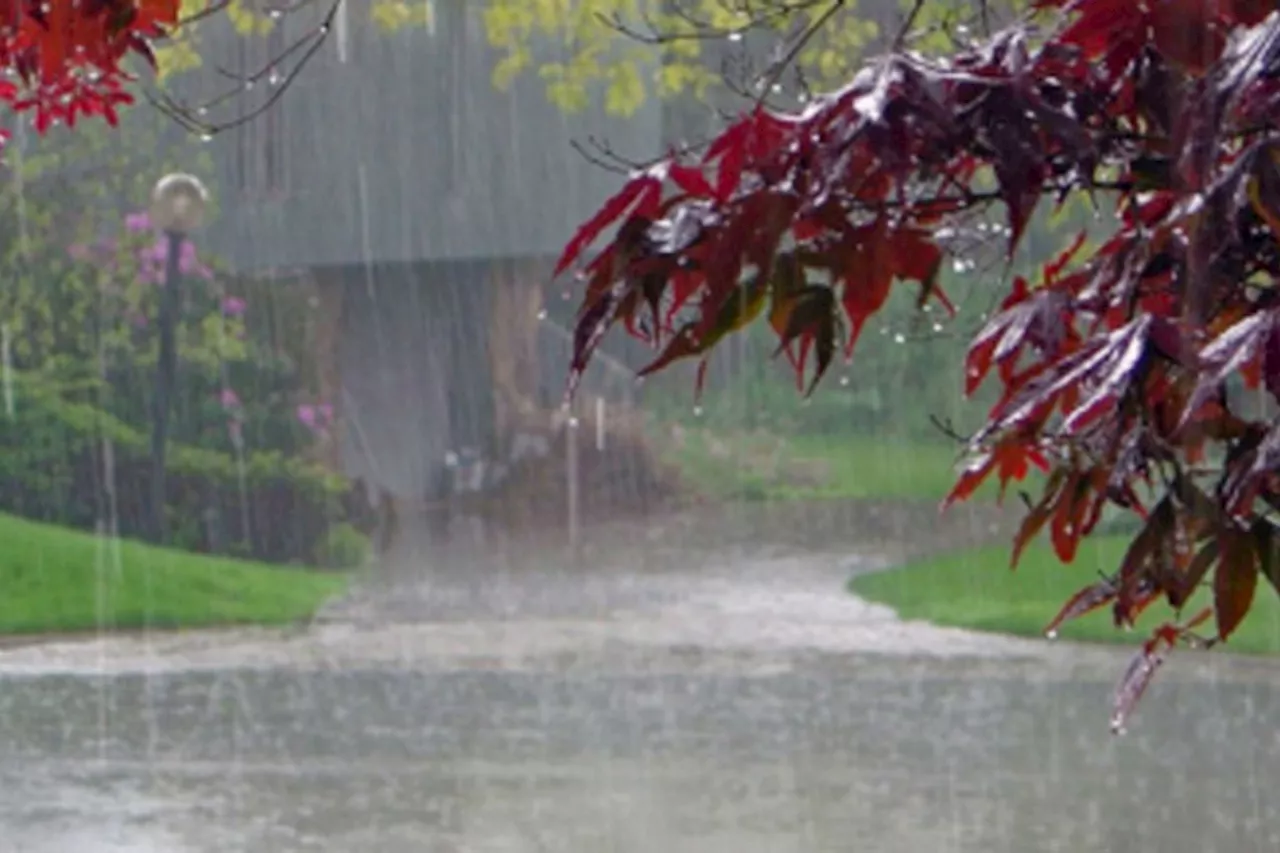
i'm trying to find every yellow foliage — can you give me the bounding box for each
[370,0,435,31]
[226,0,275,36]
[151,0,1017,115]
[479,0,888,116]
[152,0,211,80]
[480,0,1026,116]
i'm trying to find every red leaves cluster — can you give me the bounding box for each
[560,2,1280,728]
[0,0,178,137]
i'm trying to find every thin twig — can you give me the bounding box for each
[752,0,843,110]
[893,0,926,51]
[146,0,340,136]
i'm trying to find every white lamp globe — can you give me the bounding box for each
[150,173,210,233]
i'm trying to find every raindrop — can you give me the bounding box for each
[893,333,906,344]
[951,258,967,273]
[244,79,255,91]
[536,309,548,320]
[199,132,214,143]
[727,31,744,42]
[268,6,283,18]
[1045,629,1058,640]
[568,416,580,429]
[268,68,283,87]
[692,405,703,417]
[932,322,944,332]
[839,375,850,386]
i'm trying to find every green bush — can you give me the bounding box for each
[316,522,372,570]
[0,375,353,566]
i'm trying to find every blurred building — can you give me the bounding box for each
[194,0,662,502]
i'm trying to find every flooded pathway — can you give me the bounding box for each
[1,509,1278,851]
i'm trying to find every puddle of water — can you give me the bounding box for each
[2,666,1279,852]
[1,519,1276,852]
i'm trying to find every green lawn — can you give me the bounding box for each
[664,430,1035,502]
[0,513,349,635]
[851,535,1280,655]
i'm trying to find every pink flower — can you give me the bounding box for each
[137,236,214,284]
[221,296,247,317]
[219,388,241,410]
[297,402,334,435]
[124,211,152,233]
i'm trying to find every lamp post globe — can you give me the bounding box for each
[149,173,209,234]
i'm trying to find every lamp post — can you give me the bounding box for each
[147,173,209,544]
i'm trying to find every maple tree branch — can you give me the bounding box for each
[147,0,340,136]
[597,0,830,45]
[570,137,638,176]
[893,0,926,51]
[929,414,971,446]
[751,0,843,110]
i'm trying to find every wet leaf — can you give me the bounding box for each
[555,173,661,276]
[1110,635,1168,735]
[1168,538,1219,610]
[943,437,1050,512]
[1044,576,1119,638]
[771,285,840,395]
[1254,520,1280,597]
[1008,468,1067,568]
[1214,527,1259,641]
[636,322,704,378]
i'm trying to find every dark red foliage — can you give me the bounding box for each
[0,0,177,139]
[561,2,1280,727]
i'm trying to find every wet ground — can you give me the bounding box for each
[1,504,1279,851]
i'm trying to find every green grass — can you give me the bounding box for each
[0,513,349,635]
[851,536,1280,655]
[663,429,1039,503]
